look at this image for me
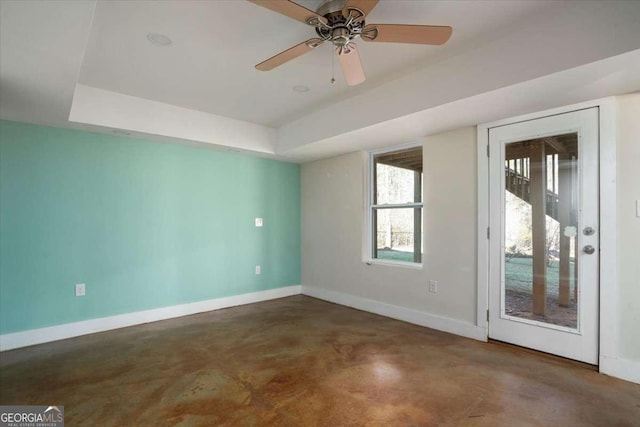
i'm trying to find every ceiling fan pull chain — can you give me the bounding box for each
[331,49,336,84]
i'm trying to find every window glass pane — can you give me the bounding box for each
[375,164,418,204]
[374,208,422,263]
[374,147,422,204]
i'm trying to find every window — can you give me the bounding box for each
[368,144,423,265]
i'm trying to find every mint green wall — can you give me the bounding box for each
[0,120,300,334]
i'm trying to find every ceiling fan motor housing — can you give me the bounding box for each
[312,0,366,50]
[331,27,350,47]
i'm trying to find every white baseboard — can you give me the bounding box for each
[0,285,302,351]
[302,285,488,342]
[5,283,635,384]
[600,355,640,384]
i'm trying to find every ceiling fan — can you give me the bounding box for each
[249,0,452,86]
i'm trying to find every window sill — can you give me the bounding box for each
[364,259,424,270]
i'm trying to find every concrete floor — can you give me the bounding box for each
[1,295,639,426]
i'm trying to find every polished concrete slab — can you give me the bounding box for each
[1,295,639,426]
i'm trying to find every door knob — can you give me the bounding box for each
[583,245,596,255]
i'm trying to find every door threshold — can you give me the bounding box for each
[488,339,598,370]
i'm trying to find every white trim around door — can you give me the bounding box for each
[477,98,620,372]
[488,108,599,363]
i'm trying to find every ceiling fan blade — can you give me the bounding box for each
[249,0,327,26]
[256,39,323,71]
[336,44,366,86]
[342,0,379,17]
[362,24,452,45]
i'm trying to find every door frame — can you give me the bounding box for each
[477,98,617,371]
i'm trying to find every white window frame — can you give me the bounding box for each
[364,141,424,269]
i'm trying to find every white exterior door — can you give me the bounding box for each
[488,108,599,364]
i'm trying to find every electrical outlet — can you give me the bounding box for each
[255,217,263,227]
[255,265,261,275]
[75,283,86,297]
[428,280,438,294]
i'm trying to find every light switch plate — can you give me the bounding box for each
[75,283,86,297]
[428,280,438,293]
[636,200,640,218]
[255,265,261,275]
[255,218,263,227]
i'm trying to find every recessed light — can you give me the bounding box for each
[113,130,131,136]
[293,85,310,93]
[146,33,172,47]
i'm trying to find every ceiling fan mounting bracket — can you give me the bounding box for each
[360,25,378,42]
[305,38,325,49]
[344,7,365,25]
[306,16,330,29]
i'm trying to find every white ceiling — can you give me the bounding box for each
[0,0,95,125]
[1,0,640,162]
[78,0,551,127]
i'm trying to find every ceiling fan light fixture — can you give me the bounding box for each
[146,32,172,47]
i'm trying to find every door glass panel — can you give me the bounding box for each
[503,133,578,329]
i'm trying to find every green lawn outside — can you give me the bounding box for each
[376,249,415,262]
[376,251,575,300]
[505,257,575,298]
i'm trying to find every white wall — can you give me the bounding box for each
[302,102,639,382]
[302,103,640,381]
[302,127,479,333]
[616,94,640,361]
